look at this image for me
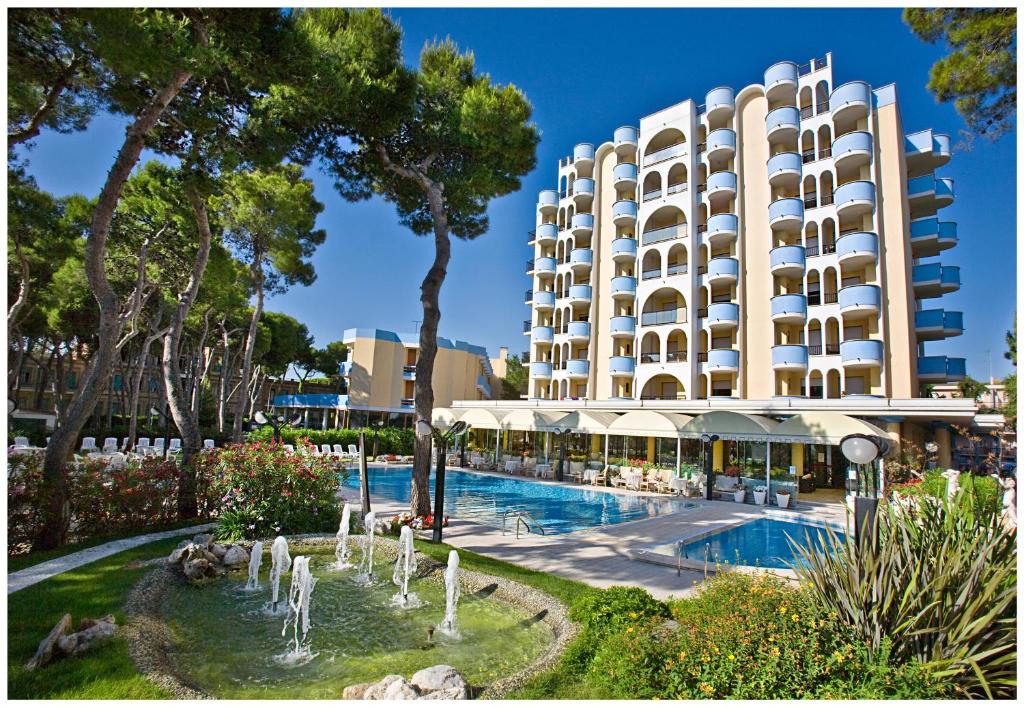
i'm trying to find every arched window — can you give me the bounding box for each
[799,86,813,117]
[815,80,830,113]
[817,124,832,160]
[667,163,688,195]
[802,175,817,209]
[667,243,688,276]
[801,130,815,163]
[642,171,662,201]
[641,250,662,281]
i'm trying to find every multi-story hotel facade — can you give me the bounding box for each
[524,52,964,406]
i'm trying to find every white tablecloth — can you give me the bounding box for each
[583,468,599,484]
[504,460,520,474]
[534,463,551,479]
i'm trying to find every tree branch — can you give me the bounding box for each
[7,53,82,148]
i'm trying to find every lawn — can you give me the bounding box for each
[7,533,589,699]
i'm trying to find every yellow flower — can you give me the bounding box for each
[626,626,634,633]
[629,611,637,619]
[771,646,781,657]
[791,614,800,623]
[832,650,845,664]
[779,605,787,614]
[699,683,714,695]
[679,651,687,661]
[727,654,735,661]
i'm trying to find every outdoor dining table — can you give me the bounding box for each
[624,469,643,490]
[668,477,689,494]
[582,468,599,484]
[533,463,552,479]
[504,459,521,474]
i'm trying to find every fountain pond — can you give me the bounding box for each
[156,540,556,698]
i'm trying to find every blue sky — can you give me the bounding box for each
[15,7,1016,380]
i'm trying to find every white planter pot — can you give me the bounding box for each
[753,490,767,505]
[733,489,746,503]
[776,492,791,509]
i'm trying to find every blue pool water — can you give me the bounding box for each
[675,517,845,569]
[343,466,696,535]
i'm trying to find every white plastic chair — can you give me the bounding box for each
[153,438,166,452]
[347,444,359,457]
[169,438,182,452]
[102,437,118,452]
[283,444,295,453]
[108,452,127,470]
[13,436,30,448]
[333,444,345,457]
[203,439,215,449]
[81,437,98,453]
[136,437,151,451]
[321,444,333,457]
[121,436,129,450]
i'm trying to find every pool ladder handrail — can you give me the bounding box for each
[676,541,713,579]
[501,508,546,538]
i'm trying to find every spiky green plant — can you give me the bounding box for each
[792,496,1016,699]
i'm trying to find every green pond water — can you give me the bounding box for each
[163,547,553,698]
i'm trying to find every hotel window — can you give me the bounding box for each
[844,325,864,340]
[845,376,866,395]
[711,335,731,349]
[711,382,732,397]
[841,275,862,287]
[67,372,77,390]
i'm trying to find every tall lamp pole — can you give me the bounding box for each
[253,410,301,444]
[701,433,720,501]
[416,418,470,543]
[149,406,171,453]
[840,433,891,548]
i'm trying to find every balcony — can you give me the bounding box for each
[569,247,593,273]
[572,177,595,207]
[705,128,736,162]
[567,321,591,342]
[641,222,685,246]
[905,128,952,174]
[910,217,957,258]
[524,288,533,304]
[765,106,800,143]
[573,142,595,166]
[832,130,873,171]
[570,212,594,237]
[764,61,799,102]
[611,276,637,300]
[766,151,801,188]
[612,199,638,227]
[533,256,556,277]
[609,315,636,338]
[830,81,872,125]
[769,244,805,277]
[838,284,881,317]
[642,140,687,167]
[566,359,590,379]
[705,256,739,286]
[614,125,638,156]
[611,237,637,262]
[532,290,555,310]
[772,344,809,371]
[706,170,737,206]
[912,263,960,298]
[705,212,738,246]
[641,308,685,327]
[567,284,593,306]
[613,162,638,190]
[705,86,735,121]
[770,294,807,324]
[768,197,803,231]
[836,231,879,268]
[535,222,557,246]
[706,302,739,330]
[834,180,875,221]
[537,190,558,214]
[915,309,964,341]
[840,339,883,369]
[908,174,955,213]
[705,348,740,372]
[918,355,967,383]
[609,356,636,377]
[531,326,554,344]
[530,361,553,380]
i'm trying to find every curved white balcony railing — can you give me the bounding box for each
[909,217,957,258]
[611,237,637,262]
[530,361,552,379]
[537,190,558,214]
[772,344,808,371]
[705,213,738,245]
[769,244,805,277]
[836,231,878,268]
[830,81,872,124]
[609,315,636,338]
[572,177,595,206]
[705,86,735,121]
[568,284,593,305]
[766,151,801,187]
[567,321,591,341]
[834,180,875,220]
[768,197,803,230]
[832,130,873,171]
[611,276,637,299]
[706,170,737,203]
[706,128,736,161]
[531,326,554,344]
[764,61,799,101]
[706,256,739,286]
[609,356,636,377]
[566,359,590,379]
[706,302,739,329]
[765,106,800,142]
[569,247,593,272]
[770,294,807,324]
[535,222,557,245]
[533,290,555,310]
[613,162,638,190]
[573,142,595,164]
[840,339,883,368]
[706,348,740,372]
[612,199,638,227]
[614,126,638,155]
[838,284,881,317]
[570,212,594,237]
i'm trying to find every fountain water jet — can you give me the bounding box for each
[353,511,377,586]
[279,555,318,663]
[334,504,353,569]
[269,536,291,612]
[438,550,461,637]
[390,525,422,608]
[245,540,263,590]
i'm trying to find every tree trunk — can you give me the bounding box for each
[8,236,30,341]
[35,68,192,550]
[410,184,452,516]
[127,326,163,451]
[232,258,264,442]
[164,189,213,518]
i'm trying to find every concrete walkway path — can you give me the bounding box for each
[7,523,216,595]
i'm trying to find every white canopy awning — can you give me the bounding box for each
[456,407,512,430]
[553,410,621,434]
[607,410,693,438]
[499,409,567,432]
[680,411,778,440]
[769,411,890,445]
[430,407,460,429]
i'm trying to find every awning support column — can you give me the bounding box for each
[604,435,609,469]
[676,437,682,476]
[766,440,772,500]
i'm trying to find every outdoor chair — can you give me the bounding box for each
[13,436,29,448]
[656,469,673,494]
[169,438,182,452]
[107,452,127,470]
[135,437,150,451]
[283,444,295,453]
[347,444,359,457]
[567,464,584,484]
[333,444,345,457]
[611,467,629,488]
[80,437,98,453]
[590,466,608,486]
[320,444,333,456]
[204,439,215,449]
[153,438,166,452]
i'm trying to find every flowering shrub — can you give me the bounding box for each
[195,442,345,540]
[385,511,449,534]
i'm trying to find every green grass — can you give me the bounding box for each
[7,519,208,573]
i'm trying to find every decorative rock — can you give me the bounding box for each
[192,533,214,547]
[362,675,416,700]
[342,683,372,700]
[381,677,420,700]
[166,547,186,565]
[210,543,228,559]
[57,615,116,656]
[420,686,469,700]
[182,557,218,582]
[410,665,467,694]
[221,545,249,567]
[25,613,72,670]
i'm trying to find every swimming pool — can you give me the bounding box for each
[668,517,845,569]
[343,466,696,535]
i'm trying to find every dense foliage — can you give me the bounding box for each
[246,425,415,455]
[195,442,346,540]
[890,468,1000,519]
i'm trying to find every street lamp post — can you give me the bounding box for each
[253,410,301,444]
[149,406,171,451]
[925,441,939,472]
[840,433,891,548]
[416,418,470,543]
[371,419,385,459]
[701,433,720,501]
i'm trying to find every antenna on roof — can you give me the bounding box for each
[413,320,421,333]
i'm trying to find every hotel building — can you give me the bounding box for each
[524,52,964,405]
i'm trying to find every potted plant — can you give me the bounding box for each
[776,489,791,508]
[733,485,746,503]
[753,485,767,505]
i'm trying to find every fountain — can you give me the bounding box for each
[390,525,422,608]
[279,555,317,663]
[438,550,461,637]
[354,511,377,585]
[334,504,353,569]
[245,540,263,590]
[269,536,291,612]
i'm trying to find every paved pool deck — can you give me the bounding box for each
[342,464,851,601]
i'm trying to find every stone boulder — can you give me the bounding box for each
[221,545,249,567]
[192,533,214,547]
[57,615,116,656]
[210,543,228,560]
[343,665,468,700]
[411,665,468,696]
